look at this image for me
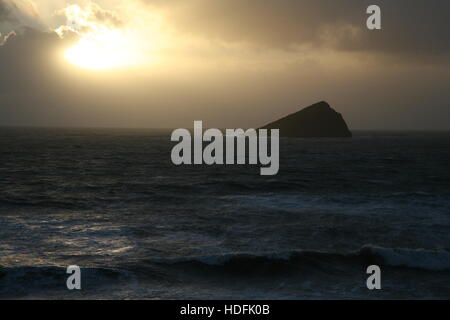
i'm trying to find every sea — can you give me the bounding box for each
[0,128,449,299]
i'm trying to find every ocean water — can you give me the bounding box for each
[0,128,449,299]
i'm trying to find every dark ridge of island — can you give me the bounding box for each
[261,101,352,138]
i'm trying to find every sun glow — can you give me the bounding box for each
[65,29,142,70]
[57,3,156,71]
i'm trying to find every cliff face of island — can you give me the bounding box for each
[261,101,352,138]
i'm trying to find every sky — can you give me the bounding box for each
[0,0,449,130]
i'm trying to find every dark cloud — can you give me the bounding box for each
[0,0,16,24]
[144,0,450,62]
[0,0,10,17]
[0,0,43,35]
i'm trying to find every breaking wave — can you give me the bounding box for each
[147,246,450,272]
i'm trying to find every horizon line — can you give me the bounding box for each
[1,125,450,133]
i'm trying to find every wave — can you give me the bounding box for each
[0,265,132,296]
[358,246,450,271]
[147,246,450,272]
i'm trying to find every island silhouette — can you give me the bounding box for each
[261,101,352,137]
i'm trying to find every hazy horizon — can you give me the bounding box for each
[2,124,450,133]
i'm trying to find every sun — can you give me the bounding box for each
[57,3,164,71]
[65,29,142,71]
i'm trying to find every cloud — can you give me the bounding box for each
[0,30,15,45]
[55,2,123,37]
[5,0,449,64]
[0,0,44,34]
[0,1,10,17]
[0,0,19,34]
[142,0,450,63]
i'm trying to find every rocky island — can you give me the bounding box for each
[261,101,352,137]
